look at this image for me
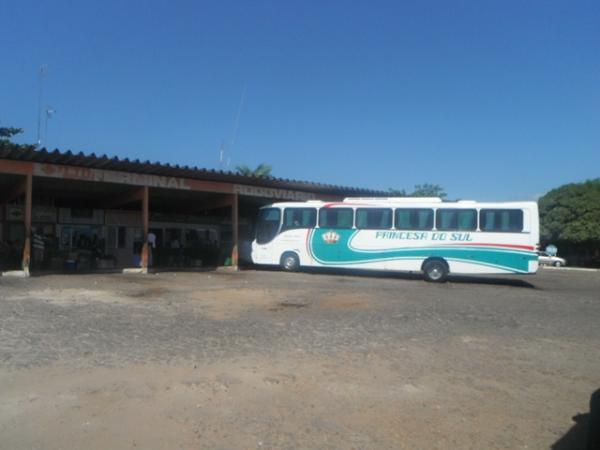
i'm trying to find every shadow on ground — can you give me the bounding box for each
[28,266,219,277]
[448,274,536,288]
[551,413,590,450]
[552,388,599,450]
[243,264,536,288]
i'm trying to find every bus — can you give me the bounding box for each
[251,197,539,282]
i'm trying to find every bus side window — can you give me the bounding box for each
[356,208,392,230]
[319,208,354,229]
[480,209,523,232]
[395,209,433,230]
[436,209,477,231]
[282,208,317,231]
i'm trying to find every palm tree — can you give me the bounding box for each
[235,163,272,177]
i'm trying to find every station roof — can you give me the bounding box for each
[0,143,387,197]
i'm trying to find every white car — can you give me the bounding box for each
[538,252,566,267]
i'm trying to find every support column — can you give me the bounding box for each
[231,192,239,269]
[140,186,149,273]
[22,174,32,276]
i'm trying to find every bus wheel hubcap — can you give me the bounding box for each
[430,266,442,279]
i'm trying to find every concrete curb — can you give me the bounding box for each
[1,270,29,278]
[122,268,148,274]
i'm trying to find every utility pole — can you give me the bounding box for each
[36,65,47,147]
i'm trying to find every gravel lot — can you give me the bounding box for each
[1,267,599,449]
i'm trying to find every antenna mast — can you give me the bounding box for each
[230,84,246,147]
[219,140,225,169]
[36,65,47,147]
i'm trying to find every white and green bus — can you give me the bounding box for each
[251,197,539,282]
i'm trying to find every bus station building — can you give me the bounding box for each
[0,145,384,275]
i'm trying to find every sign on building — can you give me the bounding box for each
[5,205,57,222]
[233,184,316,200]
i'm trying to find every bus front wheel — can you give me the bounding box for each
[280,252,300,272]
[422,259,449,283]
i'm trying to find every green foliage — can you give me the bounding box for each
[411,183,447,199]
[0,126,35,152]
[0,140,35,151]
[388,183,447,199]
[236,163,272,177]
[387,188,407,196]
[538,179,600,243]
[0,126,23,141]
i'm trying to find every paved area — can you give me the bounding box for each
[0,267,599,449]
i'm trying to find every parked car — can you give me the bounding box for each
[538,252,567,267]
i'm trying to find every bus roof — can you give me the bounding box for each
[343,197,442,203]
[261,198,538,209]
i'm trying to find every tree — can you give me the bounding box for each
[538,179,600,267]
[0,126,23,141]
[0,125,34,151]
[387,188,407,196]
[388,183,447,198]
[411,183,447,198]
[236,163,272,177]
[538,179,600,243]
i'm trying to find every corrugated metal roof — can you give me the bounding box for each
[0,143,387,196]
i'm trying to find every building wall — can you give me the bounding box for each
[1,204,243,270]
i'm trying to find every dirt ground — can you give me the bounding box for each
[0,267,599,449]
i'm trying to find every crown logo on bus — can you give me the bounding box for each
[322,230,340,244]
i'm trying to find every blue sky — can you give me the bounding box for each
[1,0,599,200]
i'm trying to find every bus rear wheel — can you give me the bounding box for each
[422,259,449,283]
[280,252,300,272]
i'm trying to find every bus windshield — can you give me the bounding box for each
[256,208,281,244]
